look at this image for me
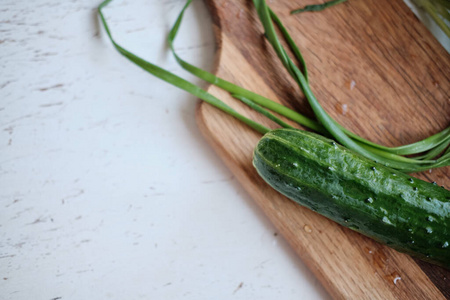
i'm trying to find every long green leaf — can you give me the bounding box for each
[99,0,449,172]
[252,0,449,171]
[167,0,324,132]
[168,0,450,161]
[291,0,347,14]
[98,0,269,134]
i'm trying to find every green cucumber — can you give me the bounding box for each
[253,128,450,268]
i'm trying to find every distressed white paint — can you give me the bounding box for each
[0,1,328,299]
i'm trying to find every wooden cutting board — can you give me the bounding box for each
[196,0,450,299]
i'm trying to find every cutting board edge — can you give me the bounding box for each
[194,0,449,298]
[195,103,338,299]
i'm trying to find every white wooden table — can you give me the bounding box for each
[0,1,446,299]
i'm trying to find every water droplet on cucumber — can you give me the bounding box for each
[382,216,392,224]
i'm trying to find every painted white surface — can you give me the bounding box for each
[0,1,446,299]
[0,1,328,299]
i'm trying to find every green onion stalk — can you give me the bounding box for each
[291,0,348,14]
[98,0,449,173]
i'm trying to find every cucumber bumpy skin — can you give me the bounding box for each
[253,128,450,268]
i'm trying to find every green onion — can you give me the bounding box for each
[168,1,450,161]
[251,0,449,171]
[232,94,296,130]
[98,0,269,134]
[291,0,347,15]
[98,0,449,172]
[167,0,323,132]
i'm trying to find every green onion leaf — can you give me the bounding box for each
[291,0,347,15]
[98,0,270,134]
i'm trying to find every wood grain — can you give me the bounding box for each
[197,0,450,298]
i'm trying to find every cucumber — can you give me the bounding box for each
[253,128,450,268]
